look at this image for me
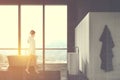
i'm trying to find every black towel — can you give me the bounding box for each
[99,25,115,72]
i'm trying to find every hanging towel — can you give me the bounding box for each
[99,25,115,72]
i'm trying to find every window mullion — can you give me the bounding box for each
[18,4,21,55]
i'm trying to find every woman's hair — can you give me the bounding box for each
[30,30,35,35]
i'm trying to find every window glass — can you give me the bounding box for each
[45,5,67,48]
[45,5,67,63]
[0,5,18,48]
[21,5,43,55]
[45,50,67,63]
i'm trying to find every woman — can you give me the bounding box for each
[25,30,39,74]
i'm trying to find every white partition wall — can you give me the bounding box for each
[75,12,120,80]
[75,13,90,75]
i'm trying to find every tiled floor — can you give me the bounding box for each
[38,64,68,80]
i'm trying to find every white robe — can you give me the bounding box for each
[27,36,36,55]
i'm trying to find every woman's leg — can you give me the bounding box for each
[25,55,32,74]
[32,55,39,73]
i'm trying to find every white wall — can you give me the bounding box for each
[75,13,90,75]
[75,12,120,80]
[90,12,120,80]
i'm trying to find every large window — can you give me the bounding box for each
[0,5,67,63]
